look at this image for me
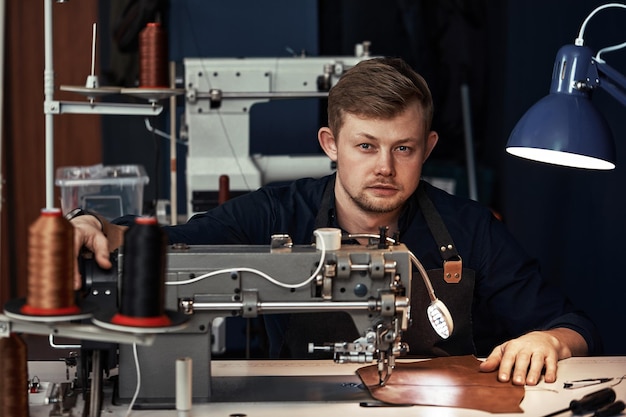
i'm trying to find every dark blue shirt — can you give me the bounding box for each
[120,174,601,355]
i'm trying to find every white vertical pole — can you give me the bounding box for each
[175,357,192,411]
[44,0,55,209]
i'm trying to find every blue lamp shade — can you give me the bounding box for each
[506,44,616,170]
[506,93,616,169]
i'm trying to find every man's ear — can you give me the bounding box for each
[423,131,439,162]
[318,127,338,162]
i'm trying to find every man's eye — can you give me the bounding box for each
[359,143,372,150]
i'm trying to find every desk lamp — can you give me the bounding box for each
[506,3,626,169]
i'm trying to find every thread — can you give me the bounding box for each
[112,216,171,327]
[22,208,78,315]
[139,22,168,88]
[0,333,29,417]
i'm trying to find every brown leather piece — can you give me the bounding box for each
[444,258,463,283]
[356,355,525,413]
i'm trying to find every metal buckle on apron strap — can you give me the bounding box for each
[443,255,463,283]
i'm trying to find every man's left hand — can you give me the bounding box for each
[479,328,587,385]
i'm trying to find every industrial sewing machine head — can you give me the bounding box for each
[83,227,452,407]
[168,228,411,372]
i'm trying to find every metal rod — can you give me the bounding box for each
[90,23,96,77]
[51,100,163,116]
[169,60,178,225]
[191,300,375,312]
[195,91,329,100]
[461,83,479,201]
[89,350,102,417]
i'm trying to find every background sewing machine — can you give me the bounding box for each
[183,45,372,215]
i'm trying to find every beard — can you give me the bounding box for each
[335,166,414,216]
[349,190,405,214]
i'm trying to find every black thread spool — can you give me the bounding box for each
[0,333,28,417]
[111,217,171,327]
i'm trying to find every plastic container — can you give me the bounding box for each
[55,164,149,220]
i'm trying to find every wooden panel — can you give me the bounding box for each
[1,0,102,305]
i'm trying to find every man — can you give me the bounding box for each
[70,57,600,386]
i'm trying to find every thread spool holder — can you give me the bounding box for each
[43,0,164,209]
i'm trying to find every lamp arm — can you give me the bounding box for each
[593,59,626,107]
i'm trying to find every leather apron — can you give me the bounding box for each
[281,178,476,358]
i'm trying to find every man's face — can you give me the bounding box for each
[320,105,438,216]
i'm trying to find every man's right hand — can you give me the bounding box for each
[69,214,127,290]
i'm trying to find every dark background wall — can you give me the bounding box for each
[98,0,626,354]
[500,1,626,355]
[494,1,626,354]
[1,1,101,305]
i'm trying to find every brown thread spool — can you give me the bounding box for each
[139,22,169,88]
[0,333,29,417]
[22,208,78,315]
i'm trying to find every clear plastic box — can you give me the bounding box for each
[55,164,149,220]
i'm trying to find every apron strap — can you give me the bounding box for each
[314,175,336,230]
[417,184,463,283]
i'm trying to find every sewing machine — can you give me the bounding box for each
[183,44,373,215]
[109,230,414,406]
[3,228,453,413]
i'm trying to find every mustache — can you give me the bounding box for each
[366,181,398,188]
